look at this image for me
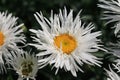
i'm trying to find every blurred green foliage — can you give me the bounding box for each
[0,0,118,80]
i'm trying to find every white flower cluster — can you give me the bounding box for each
[0,0,120,79]
[99,0,120,80]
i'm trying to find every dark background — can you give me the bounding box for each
[0,0,118,80]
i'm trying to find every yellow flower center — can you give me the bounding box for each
[54,34,77,55]
[21,61,33,76]
[0,32,4,46]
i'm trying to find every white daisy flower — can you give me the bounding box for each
[98,0,120,35]
[105,60,120,80]
[114,59,120,72]
[106,42,120,57]
[9,50,38,80]
[105,67,120,80]
[0,12,25,72]
[30,8,104,77]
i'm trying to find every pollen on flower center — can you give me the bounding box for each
[54,33,77,54]
[21,61,33,76]
[0,32,5,46]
